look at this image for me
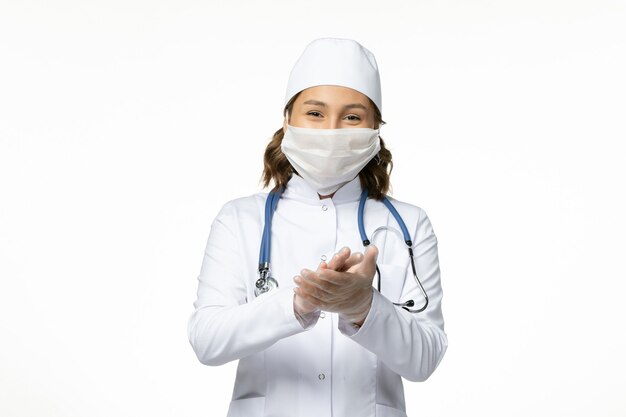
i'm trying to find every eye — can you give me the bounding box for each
[307,111,322,117]
[345,114,361,121]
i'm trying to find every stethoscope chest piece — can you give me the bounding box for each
[254,273,279,297]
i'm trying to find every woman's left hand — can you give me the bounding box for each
[293,245,378,326]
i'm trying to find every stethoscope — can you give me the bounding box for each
[255,187,429,313]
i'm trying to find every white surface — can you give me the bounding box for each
[1,1,624,416]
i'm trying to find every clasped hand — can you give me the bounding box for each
[293,245,378,326]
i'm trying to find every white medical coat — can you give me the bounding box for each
[187,174,447,417]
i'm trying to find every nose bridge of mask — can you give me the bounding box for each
[286,124,379,144]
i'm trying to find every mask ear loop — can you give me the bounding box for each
[374,128,382,165]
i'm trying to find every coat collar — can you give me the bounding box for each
[281,174,363,205]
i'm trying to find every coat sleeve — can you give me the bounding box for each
[337,207,448,382]
[187,200,314,366]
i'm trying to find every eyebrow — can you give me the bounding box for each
[302,99,368,111]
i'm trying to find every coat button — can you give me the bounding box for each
[321,205,328,211]
[318,373,326,380]
[320,312,326,319]
[320,255,327,261]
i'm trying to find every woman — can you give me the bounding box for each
[187,37,447,417]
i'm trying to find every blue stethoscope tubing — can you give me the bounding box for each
[255,189,282,296]
[358,189,429,313]
[256,187,429,313]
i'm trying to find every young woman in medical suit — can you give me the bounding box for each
[188,37,448,417]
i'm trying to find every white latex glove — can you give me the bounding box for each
[293,245,378,326]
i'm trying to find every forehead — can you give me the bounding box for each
[294,85,371,108]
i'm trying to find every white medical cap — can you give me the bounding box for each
[284,37,382,114]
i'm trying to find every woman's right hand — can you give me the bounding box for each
[293,247,364,316]
[293,291,319,316]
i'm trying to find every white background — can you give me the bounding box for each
[1,0,625,416]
